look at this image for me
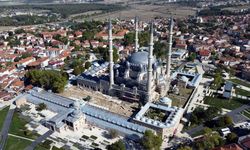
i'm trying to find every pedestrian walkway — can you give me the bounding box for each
[25,130,54,150]
[8,133,34,142]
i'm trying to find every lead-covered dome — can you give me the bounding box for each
[128,51,156,65]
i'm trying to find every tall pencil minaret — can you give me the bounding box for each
[135,16,139,52]
[147,22,154,102]
[108,19,114,88]
[166,17,174,78]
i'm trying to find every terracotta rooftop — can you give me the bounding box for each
[213,143,243,150]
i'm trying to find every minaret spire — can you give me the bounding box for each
[166,17,173,78]
[108,18,114,88]
[147,21,154,102]
[135,16,139,52]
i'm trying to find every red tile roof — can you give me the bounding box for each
[199,49,210,56]
[213,143,243,150]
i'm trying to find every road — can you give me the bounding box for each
[24,130,53,150]
[0,105,15,150]
[186,104,250,136]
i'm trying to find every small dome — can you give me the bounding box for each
[129,51,156,65]
[181,76,189,82]
[160,97,172,103]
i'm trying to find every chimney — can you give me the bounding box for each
[147,21,154,102]
[109,19,114,88]
[135,16,139,52]
[166,17,174,78]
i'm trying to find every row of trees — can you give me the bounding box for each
[93,47,119,63]
[123,31,150,47]
[25,70,68,93]
[107,130,162,150]
[0,15,58,26]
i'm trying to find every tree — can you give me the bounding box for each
[123,32,135,46]
[85,54,90,60]
[194,132,224,150]
[83,95,91,101]
[141,130,162,150]
[73,66,85,75]
[178,146,192,150]
[25,70,67,93]
[223,115,233,126]
[36,103,47,111]
[205,106,222,120]
[85,61,91,69]
[213,71,223,89]
[154,41,167,59]
[106,140,125,150]
[109,129,118,139]
[139,31,150,47]
[190,113,199,125]
[203,127,213,135]
[226,132,238,143]
[187,52,196,62]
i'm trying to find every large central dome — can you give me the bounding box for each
[129,51,156,65]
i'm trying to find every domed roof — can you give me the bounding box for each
[129,51,156,65]
[160,97,172,103]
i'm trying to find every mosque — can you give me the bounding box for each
[16,17,190,139]
[77,17,174,103]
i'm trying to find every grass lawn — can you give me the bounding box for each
[9,111,39,139]
[229,78,250,88]
[235,88,250,97]
[190,129,205,138]
[0,106,9,130]
[35,146,50,150]
[4,136,32,150]
[204,96,249,110]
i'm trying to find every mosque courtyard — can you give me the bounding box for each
[60,86,140,117]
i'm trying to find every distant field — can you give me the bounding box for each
[83,3,196,21]
[0,3,125,18]
[222,4,250,11]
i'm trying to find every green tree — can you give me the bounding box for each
[178,146,192,150]
[154,41,167,59]
[106,140,125,150]
[141,130,162,150]
[187,52,196,62]
[36,103,47,111]
[226,132,238,143]
[83,95,91,101]
[109,129,118,139]
[123,32,135,46]
[25,70,67,93]
[205,106,222,120]
[223,115,233,126]
[73,66,85,75]
[213,71,223,89]
[85,61,91,69]
[139,31,150,46]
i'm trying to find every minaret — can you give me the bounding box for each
[147,22,154,102]
[166,17,174,78]
[108,19,114,88]
[135,16,139,52]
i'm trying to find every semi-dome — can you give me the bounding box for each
[129,51,156,65]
